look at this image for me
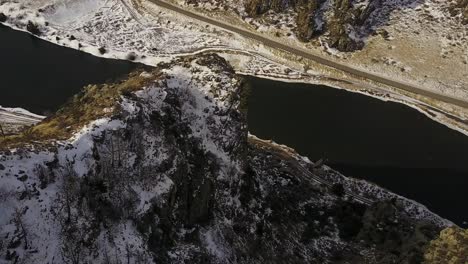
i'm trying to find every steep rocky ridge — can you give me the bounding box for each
[0,54,461,263]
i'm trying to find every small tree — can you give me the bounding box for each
[331,183,345,198]
[0,13,7,23]
[0,123,5,138]
[26,21,41,35]
[13,209,29,250]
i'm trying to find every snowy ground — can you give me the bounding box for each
[0,0,467,135]
[0,55,244,263]
[174,0,468,102]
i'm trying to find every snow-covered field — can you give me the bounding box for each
[0,0,467,135]
[0,106,44,135]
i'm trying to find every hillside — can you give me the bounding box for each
[0,54,458,264]
[183,0,468,52]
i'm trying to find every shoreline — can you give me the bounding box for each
[1,20,467,137]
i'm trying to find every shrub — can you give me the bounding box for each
[0,13,7,23]
[98,47,107,54]
[331,183,345,197]
[126,52,137,61]
[26,21,41,35]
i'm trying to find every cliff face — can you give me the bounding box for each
[0,54,457,264]
[244,0,382,51]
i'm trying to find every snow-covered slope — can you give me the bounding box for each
[0,54,246,263]
[0,54,452,264]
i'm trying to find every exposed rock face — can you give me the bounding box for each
[453,0,468,24]
[424,227,468,264]
[243,0,382,51]
[245,0,307,15]
[0,54,455,263]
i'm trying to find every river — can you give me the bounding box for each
[0,25,138,115]
[247,76,468,226]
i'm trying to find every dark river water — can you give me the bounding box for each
[247,77,468,226]
[1,25,467,226]
[0,25,138,115]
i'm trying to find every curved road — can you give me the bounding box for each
[148,0,468,109]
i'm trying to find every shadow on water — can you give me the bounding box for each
[246,75,468,226]
[0,24,140,115]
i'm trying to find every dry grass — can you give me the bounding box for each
[0,69,161,150]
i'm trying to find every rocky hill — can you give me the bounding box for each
[183,0,468,52]
[243,0,468,51]
[244,0,378,51]
[0,54,460,263]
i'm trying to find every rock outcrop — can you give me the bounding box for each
[0,54,458,263]
[243,0,383,51]
[452,0,468,24]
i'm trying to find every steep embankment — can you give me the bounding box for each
[0,54,459,264]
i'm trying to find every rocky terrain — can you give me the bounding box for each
[244,0,376,51]
[185,0,468,52]
[0,54,461,263]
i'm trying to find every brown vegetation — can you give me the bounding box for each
[0,69,159,149]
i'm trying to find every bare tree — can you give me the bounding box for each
[61,234,83,264]
[125,243,132,264]
[22,182,31,200]
[102,245,111,264]
[0,123,5,138]
[13,208,29,250]
[60,164,79,224]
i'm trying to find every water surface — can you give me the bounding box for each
[0,25,138,115]
[247,76,468,226]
